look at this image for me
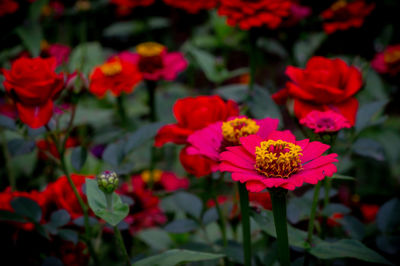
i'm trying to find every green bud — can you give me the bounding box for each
[97,170,119,194]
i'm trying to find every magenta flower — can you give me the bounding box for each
[187,116,279,166]
[371,44,400,76]
[300,110,352,133]
[118,42,187,81]
[220,130,338,191]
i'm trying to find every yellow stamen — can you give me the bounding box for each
[255,140,303,179]
[384,50,400,64]
[100,60,122,76]
[141,170,163,183]
[222,118,259,145]
[331,0,347,11]
[136,42,165,57]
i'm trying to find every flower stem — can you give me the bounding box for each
[270,188,290,266]
[238,183,251,266]
[113,225,131,266]
[307,181,322,244]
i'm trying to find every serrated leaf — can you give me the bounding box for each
[133,249,224,266]
[11,197,42,222]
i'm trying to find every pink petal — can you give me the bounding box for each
[301,141,331,163]
[267,130,296,142]
[246,181,267,192]
[240,135,263,155]
[303,153,338,170]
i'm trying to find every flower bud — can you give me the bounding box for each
[97,170,119,194]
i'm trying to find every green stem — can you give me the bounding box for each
[1,130,15,191]
[238,183,251,266]
[113,225,131,266]
[212,178,227,247]
[307,181,322,244]
[270,188,290,266]
[105,193,113,212]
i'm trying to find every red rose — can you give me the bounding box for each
[155,95,239,147]
[321,0,375,34]
[218,0,292,30]
[179,146,217,177]
[277,56,362,125]
[89,57,142,98]
[2,57,64,128]
[163,0,218,13]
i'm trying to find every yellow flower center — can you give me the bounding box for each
[384,50,400,64]
[222,118,259,145]
[255,140,303,179]
[100,61,122,76]
[331,0,347,11]
[136,42,165,57]
[141,170,163,183]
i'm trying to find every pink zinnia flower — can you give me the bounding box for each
[371,44,400,76]
[187,117,279,167]
[119,42,187,81]
[220,130,338,191]
[300,110,352,133]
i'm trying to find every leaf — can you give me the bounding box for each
[331,174,355,181]
[257,38,288,58]
[355,100,388,133]
[68,42,104,76]
[133,249,225,266]
[202,208,219,225]
[29,0,49,20]
[293,33,327,67]
[123,122,165,155]
[173,191,203,219]
[248,85,282,121]
[102,142,126,167]
[86,179,129,226]
[103,21,144,37]
[322,203,351,217]
[214,84,248,102]
[363,70,389,101]
[71,147,87,171]
[310,239,392,265]
[340,216,366,240]
[11,197,42,222]
[16,23,43,57]
[7,139,36,157]
[376,235,400,255]
[164,219,198,233]
[287,196,313,224]
[48,209,71,228]
[377,198,400,233]
[137,229,173,250]
[0,210,26,223]
[353,138,385,161]
[0,115,16,130]
[58,229,79,244]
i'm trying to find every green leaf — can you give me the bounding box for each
[11,197,42,222]
[133,249,225,266]
[363,70,389,101]
[48,209,70,228]
[377,198,400,233]
[287,196,313,224]
[293,33,327,67]
[202,208,219,225]
[58,229,79,244]
[0,115,16,130]
[71,147,87,171]
[214,84,248,102]
[173,191,203,219]
[0,210,26,223]
[164,219,198,233]
[353,138,385,161]
[137,229,173,250]
[257,38,288,58]
[68,42,104,76]
[102,142,126,167]
[123,122,165,155]
[103,21,144,37]
[355,100,388,133]
[310,239,392,265]
[340,216,366,240]
[331,174,355,181]
[29,0,49,20]
[249,85,282,121]
[322,203,351,217]
[86,179,129,226]
[16,23,43,57]
[7,139,36,157]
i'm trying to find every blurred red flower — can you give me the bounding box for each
[110,0,154,15]
[0,0,19,17]
[163,0,218,13]
[179,146,218,177]
[155,95,239,147]
[137,169,189,192]
[36,137,79,160]
[56,241,89,266]
[89,57,142,98]
[2,57,64,128]
[321,0,375,34]
[371,44,400,76]
[327,212,344,227]
[360,204,379,223]
[42,43,71,67]
[0,97,17,119]
[117,177,167,234]
[273,56,362,125]
[218,0,292,30]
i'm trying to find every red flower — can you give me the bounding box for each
[249,192,272,210]
[360,204,379,223]
[138,170,189,192]
[56,241,89,266]
[0,97,17,119]
[117,177,167,234]
[274,56,362,125]
[218,0,292,30]
[2,57,64,128]
[327,212,344,227]
[163,0,218,13]
[321,0,375,34]
[36,137,79,160]
[0,0,19,17]
[89,57,142,98]
[179,146,217,177]
[43,174,94,219]
[110,0,154,15]
[371,44,400,76]
[42,44,71,67]
[155,95,239,147]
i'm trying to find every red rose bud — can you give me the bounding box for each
[97,170,119,194]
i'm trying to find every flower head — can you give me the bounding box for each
[218,0,292,30]
[118,42,187,81]
[321,0,375,34]
[371,44,400,76]
[300,110,352,133]
[220,130,338,191]
[89,57,142,98]
[163,0,218,13]
[97,170,119,194]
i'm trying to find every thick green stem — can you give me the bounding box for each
[238,183,251,266]
[105,193,113,212]
[270,188,290,266]
[307,181,322,244]
[114,225,131,266]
